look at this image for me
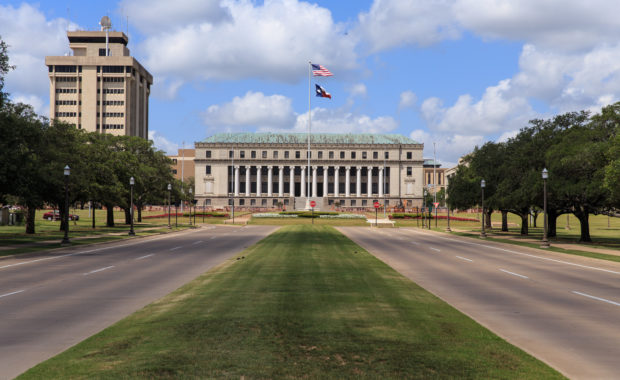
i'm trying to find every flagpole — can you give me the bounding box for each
[307,61,312,202]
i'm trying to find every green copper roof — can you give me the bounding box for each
[202,133,420,145]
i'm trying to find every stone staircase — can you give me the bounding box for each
[293,197,323,211]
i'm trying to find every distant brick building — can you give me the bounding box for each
[169,149,195,182]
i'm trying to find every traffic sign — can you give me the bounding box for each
[374,202,380,209]
[310,200,316,208]
[433,202,439,208]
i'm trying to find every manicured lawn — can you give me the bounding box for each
[20,226,562,379]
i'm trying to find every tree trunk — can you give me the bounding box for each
[486,209,492,229]
[124,208,131,225]
[25,206,36,234]
[548,209,558,238]
[520,214,529,235]
[59,204,67,232]
[574,210,592,242]
[92,203,96,229]
[137,205,142,222]
[501,210,508,231]
[532,210,539,228]
[105,204,115,227]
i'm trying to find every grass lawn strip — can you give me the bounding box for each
[19,225,563,379]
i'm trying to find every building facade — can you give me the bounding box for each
[169,148,195,181]
[45,24,153,138]
[194,133,424,210]
[423,159,446,195]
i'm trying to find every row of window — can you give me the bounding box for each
[55,112,80,117]
[97,88,125,94]
[206,166,392,176]
[96,124,125,130]
[206,150,415,160]
[97,100,125,106]
[55,88,80,94]
[55,77,81,82]
[426,172,443,185]
[55,100,80,105]
[97,112,124,118]
[48,65,82,73]
[97,66,128,74]
[97,77,125,82]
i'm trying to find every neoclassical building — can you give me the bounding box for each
[194,133,424,210]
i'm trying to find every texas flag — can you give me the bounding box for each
[315,84,332,99]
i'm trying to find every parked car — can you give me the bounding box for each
[42,210,79,221]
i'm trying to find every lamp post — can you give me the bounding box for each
[61,165,71,245]
[446,202,451,232]
[129,176,135,236]
[480,179,487,238]
[188,188,193,225]
[167,183,172,229]
[541,168,550,248]
[203,199,207,223]
[422,189,427,228]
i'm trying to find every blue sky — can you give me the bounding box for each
[3,0,620,167]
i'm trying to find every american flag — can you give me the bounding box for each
[312,63,333,77]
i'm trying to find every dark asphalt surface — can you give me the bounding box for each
[0,225,278,379]
[338,227,620,380]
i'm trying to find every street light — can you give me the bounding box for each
[541,168,550,248]
[445,201,451,232]
[167,183,172,229]
[129,176,135,236]
[188,187,193,225]
[480,179,487,238]
[422,189,427,228]
[61,165,71,245]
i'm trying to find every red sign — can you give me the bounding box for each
[433,202,439,208]
[310,200,316,208]
[374,202,380,209]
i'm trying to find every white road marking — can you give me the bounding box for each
[408,229,620,276]
[572,291,620,307]
[84,266,115,275]
[430,247,441,252]
[411,241,419,245]
[0,289,25,298]
[192,240,204,245]
[499,269,529,279]
[135,254,154,260]
[210,236,217,240]
[169,246,182,251]
[0,253,74,269]
[456,256,473,262]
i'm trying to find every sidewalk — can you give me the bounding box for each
[450,228,620,257]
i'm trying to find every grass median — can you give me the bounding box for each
[20,225,562,379]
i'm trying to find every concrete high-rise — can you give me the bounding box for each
[45,20,152,138]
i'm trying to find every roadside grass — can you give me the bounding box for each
[20,225,563,379]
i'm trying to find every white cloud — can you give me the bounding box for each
[120,0,231,34]
[284,107,398,134]
[11,94,47,117]
[454,0,620,51]
[149,130,179,155]
[132,0,357,84]
[357,0,460,52]
[349,83,367,98]
[410,129,485,168]
[203,91,295,129]
[0,3,73,102]
[398,90,417,110]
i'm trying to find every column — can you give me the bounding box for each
[312,166,318,197]
[356,166,362,197]
[234,166,240,196]
[300,167,306,197]
[267,166,273,196]
[289,166,295,196]
[256,166,262,196]
[323,166,328,197]
[278,166,284,196]
[367,166,373,197]
[334,166,340,196]
[245,166,251,196]
[378,166,384,197]
[345,166,351,197]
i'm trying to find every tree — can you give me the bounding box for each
[0,36,15,108]
[604,135,620,208]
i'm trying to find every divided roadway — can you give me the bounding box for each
[338,227,620,380]
[0,225,278,379]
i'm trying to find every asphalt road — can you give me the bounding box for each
[0,225,278,379]
[338,227,620,380]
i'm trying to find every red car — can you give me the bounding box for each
[43,210,80,221]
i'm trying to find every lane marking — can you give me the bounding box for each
[0,289,25,299]
[84,266,115,275]
[407,229,620,276]
[135,254,154,260]
[210,236,217,240]
[499,268,529,279]
[572,291,620,307]
[456,256,473,262]
[430,247,441,252]
[169,246,182,251]
[192,240,204,245]
[411,241,419,245]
